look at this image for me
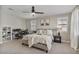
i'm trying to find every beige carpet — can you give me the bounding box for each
[0,39,79,54]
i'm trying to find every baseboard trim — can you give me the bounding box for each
[76,49,79,51]
[74,48,79,51]
[61,40,70,43]
[70,46,79,51]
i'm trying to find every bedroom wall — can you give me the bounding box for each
[55,13,71,42]
[26,19,31,32]
[26,13,71,43]
[36,16,57,29]
[0,6,27,41]
[1,6,27,29]
[25,17,57,33]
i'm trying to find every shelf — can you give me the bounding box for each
[2,27,12,40]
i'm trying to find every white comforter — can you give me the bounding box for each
[22,34,53,51]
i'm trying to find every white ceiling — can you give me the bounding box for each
[3,5,76,19]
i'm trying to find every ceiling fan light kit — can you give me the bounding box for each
[32,12,35,16]
[31,6,44,16]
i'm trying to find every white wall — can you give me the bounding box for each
[36,16,57,30]
[26,17,57,33]
[0,6,27,42]
[26,19,31,32]
[56,14,71,42]
[1,6,27,29]
[26,13,71,42]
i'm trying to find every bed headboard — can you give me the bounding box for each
[37,29,57,36]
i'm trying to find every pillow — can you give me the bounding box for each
[39,30,43,35]
[47,30,53,36]
[43,30,47,35]
[37,30,43,35]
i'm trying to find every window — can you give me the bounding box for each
[57,17,68,32]
[31,20,36,31]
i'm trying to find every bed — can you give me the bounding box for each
[22,30,53,53]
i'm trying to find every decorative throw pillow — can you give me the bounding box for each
[43,29,47,35]
[37,30,43,35]
[39,30,43,35]
[47,30,52,36]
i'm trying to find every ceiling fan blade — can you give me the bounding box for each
[22,11,31,13]
[35,12,44,14]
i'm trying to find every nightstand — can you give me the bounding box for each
[53,35,61,43]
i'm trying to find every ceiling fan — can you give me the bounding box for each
[31,6,44,14]
[23,6,44,16]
